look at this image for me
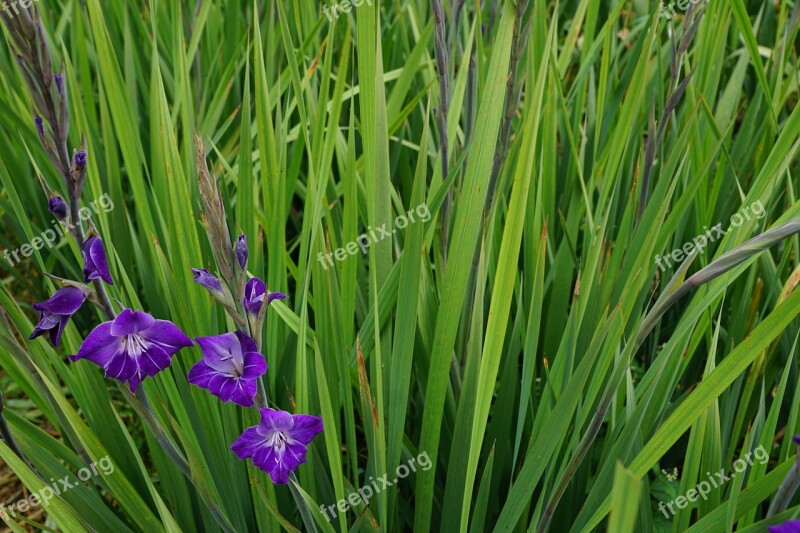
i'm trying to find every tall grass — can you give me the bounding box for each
[2,0,800,531]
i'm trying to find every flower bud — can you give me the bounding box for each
[48,196,68,220]
[236,234,248,270]
[73,149,87,169]
[192,268,223,294]
[82,236,113,285]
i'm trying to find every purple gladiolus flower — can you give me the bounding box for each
[82,236,113,285]
[769,520,800,533]
[192,268,223,294]
[236,234,248,270]
[54,73,63,95]
[48,196,68,220]
[231,408,323,484]
[244,277,266,315]
[29,286,86,347]
[188,331,267,407]
[794,435,800,446]
[74,150,87,169]
[69,308,193,392]
[34,115,44,136]
[244,277,287,316]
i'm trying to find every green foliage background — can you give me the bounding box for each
[2,0,800,531]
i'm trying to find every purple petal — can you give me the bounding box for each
[235,330,258,354]
[83,236,113,285]
[190,367,257,406]
[267,292,288,305]
[231,427,266,459]
[29,327,48,341]
[49,315,71,347]
[258,408,294,436]
[187,360,216,388]
[216,378,240,403]
[74,150,87,168]
[192,268,223,293]
[236,234,248,270]
[288,414,324,445]
[48,196,68,219]
[104,349,137,382]
[30,316,58,341]
[35,314,62,331]
[244,277,266,315]
[33,286,86,315]
[241,352,267,380]
[793,435,800,446]
[110,309,156,336]
[70,322,120,367]
[138,344,172,377]
[196,333,243,374]
[769,521,800,533]
[229,380,258,407]
[251,439,306,485]
[142,320,194,352]
[128,373,143,393]
[206,374,231,396]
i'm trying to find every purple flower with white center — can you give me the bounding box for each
[188,331,267,407]
[69,308,193,392]
[54,73,63,95]
[82,236,113,285]
[74,150,87,169]
[48,196,68,220]
[244,277,287,317]
[769,520,800,533]
[192,268,223,294]
[29,286,86,347]
[236,234,248,270]
[34,115,44,136]
[231,408,323,484]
